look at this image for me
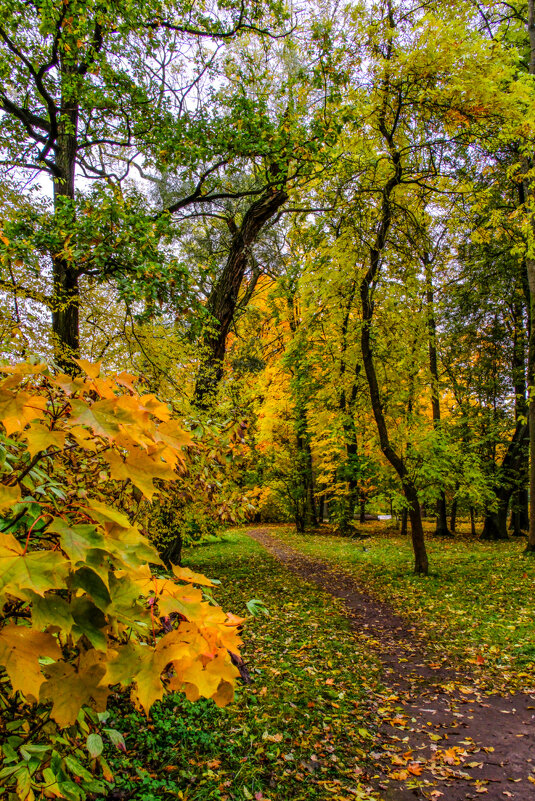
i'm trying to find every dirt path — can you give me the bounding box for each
[246,528,535,801]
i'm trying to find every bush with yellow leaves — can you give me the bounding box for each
[0,358,243,801]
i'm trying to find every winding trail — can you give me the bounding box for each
[246,528,535,801]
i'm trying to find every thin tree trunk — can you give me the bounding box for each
[305,439,318,527]
[524,0,535,552]
[470,506,477,537]
[450,496,458,535]
[359,146,428,572]
[424,253,452,537]
[510,488,529,536]
[318,493,325,524]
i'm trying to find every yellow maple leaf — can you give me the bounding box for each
[105,448,176,500]
[212,680,234,708]
[0,390,47,435]
[139,394,171,421]
[0,483,21,511]
[0,625,61,700]
[40,660,109,727]
[23,422,66,458]
[73,359,101,379]
[172,565,216,587]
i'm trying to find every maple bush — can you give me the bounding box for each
[0,359,243,801]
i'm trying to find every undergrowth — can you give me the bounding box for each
[98,533,381,801]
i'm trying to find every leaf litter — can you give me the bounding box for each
[247,527,535,801]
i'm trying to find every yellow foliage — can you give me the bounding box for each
[0,358,243,733]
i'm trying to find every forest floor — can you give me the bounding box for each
[100,525,535,801]
[246,526,535,801]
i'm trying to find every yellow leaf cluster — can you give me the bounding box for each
[0,358,243,729]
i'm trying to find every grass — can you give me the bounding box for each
[99,532,382,801]
[267,521,535,691]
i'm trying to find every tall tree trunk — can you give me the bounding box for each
[424,253,452,537]
[358,118,428,572]
[52,71,80,372]
[194,170,288,409]
[360,254,428,573]
[524,0,535,552]
[509,289,529,535]
[305,438,318,527]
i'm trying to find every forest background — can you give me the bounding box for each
[1,0,535,799]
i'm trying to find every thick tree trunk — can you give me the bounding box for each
[194,173,288,409]
[400,507,408,536]
[52,80,80,372]
[481,422,528,540]
[481,499,510,541]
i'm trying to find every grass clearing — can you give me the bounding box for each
[268,522,535,691]
[99,532,381,801]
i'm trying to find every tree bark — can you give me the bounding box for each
[481,421,528,540]
[359,494,366,524]
[359,132,428,572]
[450,496,458,534]
[510,488,529,536]
[424,254,452,537]
[360,253,428,572]
[194,171,288,409]
[524,0,535,552]
[51,67,80,372]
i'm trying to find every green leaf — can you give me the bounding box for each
[70,566,111,611]
[103,728,126,751]
[70,596,107,650]
[31,593,74,632]
[86,733,103,758]
[48,520,106,562]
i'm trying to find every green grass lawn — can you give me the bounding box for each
[267,522,535,691]
[99,532,382,801]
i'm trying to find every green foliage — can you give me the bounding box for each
[95,532,380,801]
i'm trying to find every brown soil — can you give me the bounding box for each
[246,528,535,801]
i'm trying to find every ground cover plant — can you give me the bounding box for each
[97,532,382,801]
[269,522,535,693]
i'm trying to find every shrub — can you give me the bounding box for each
[0,358,243,801]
